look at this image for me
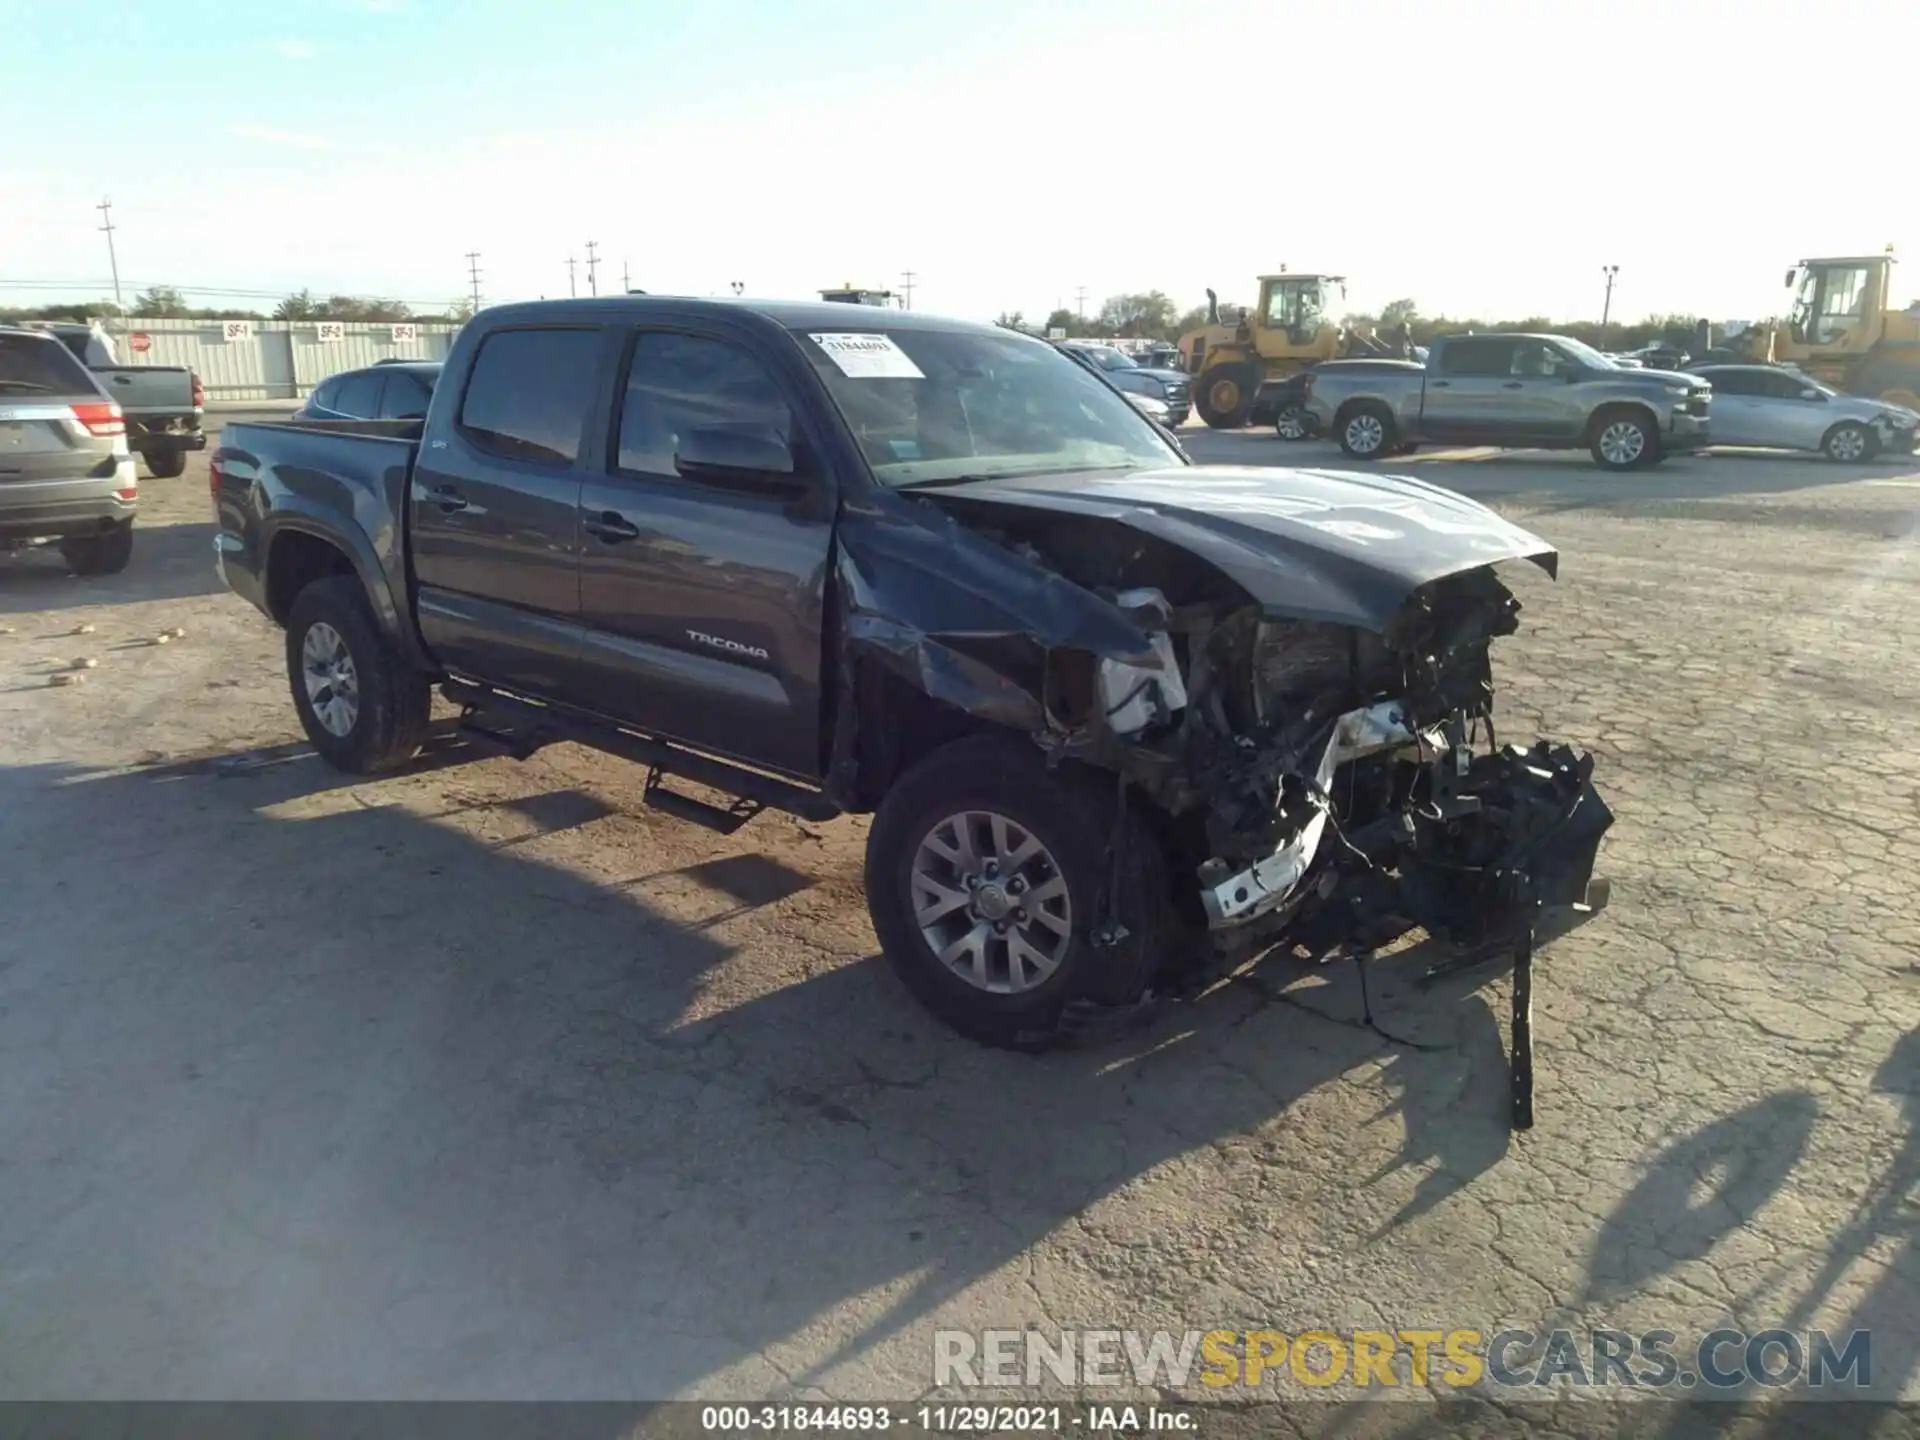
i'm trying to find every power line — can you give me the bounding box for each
[465,252,482,312]
[585,241,599,297]
[0,278,484,308]
[95,200,123,313]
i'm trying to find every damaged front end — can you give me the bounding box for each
[835,470,1611,1123]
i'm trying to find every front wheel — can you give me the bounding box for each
[1590,411,1657,470]
[865,733,1176,1050]
[1195,364,1257,429]
[60,520,134,576]
[1822,421,1878,463]
[285,575,432,774]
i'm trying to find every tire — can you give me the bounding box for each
[142,450,188,479]
[1821,421,1879,463]
[1336,403,1395,460]
[1589,408,1657,470]
[60,520,134,576]
[1196,364,1258,429]
[865,732,1178,1050]
[1274,404,1310,441]
[285,575,431,774]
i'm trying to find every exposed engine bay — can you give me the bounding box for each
[894,494,1612,1124]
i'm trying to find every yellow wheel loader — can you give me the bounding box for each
[1178,271,1406,429]
[1733,253,1920,411]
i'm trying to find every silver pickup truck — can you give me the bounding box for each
[1304,332,1713,470]
[25,322,205,478]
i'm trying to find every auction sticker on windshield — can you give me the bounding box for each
[809,333,925,380]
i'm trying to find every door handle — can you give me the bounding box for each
[429,483,469,513]
[584,510,640,543]
[112,375,132,384]
[1502,381,1524,389]
[1430,380,1451,388]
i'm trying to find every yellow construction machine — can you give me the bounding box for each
[1731,252,1920,410]
[1178,270,1406,428]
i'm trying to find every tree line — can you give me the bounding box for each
[998,291,1711,353]
[1,286,473,325]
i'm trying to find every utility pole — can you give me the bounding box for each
[1074,286,1088,322]
[1600,264,1619,341]
[96,199,123,313]
[465,252,482,313]
[899,269,916,311]
[567,255,577,297]
[585,241,599,297]
[730,282,744,296]
[623,260,631,294]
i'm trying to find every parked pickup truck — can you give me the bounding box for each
[1304,332,1713,470]
[213,297,1610,1053]
[27,321,206,478]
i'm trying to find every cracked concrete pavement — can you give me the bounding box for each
[2,424,1917,1406]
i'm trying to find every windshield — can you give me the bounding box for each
[1554,336,1616,370]
[799,326,1182,486]
[1077,345,1134,371]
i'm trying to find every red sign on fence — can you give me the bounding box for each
[129,332,151,354]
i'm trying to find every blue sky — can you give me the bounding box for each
[3,0,1912,324]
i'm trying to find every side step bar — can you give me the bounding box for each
[442,679,841,827]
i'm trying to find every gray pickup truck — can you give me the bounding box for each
[210,296,1610,1067]
[27,322,205,478]
[1304,333,1713,470]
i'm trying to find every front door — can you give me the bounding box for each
[573,327,835,781]
[410,324,609,697]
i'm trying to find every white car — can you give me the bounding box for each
[1690,365,1920,461]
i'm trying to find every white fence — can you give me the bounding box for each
[98,319,463,400]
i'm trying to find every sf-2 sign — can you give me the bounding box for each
[315,322,346,343]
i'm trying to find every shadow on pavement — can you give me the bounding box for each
[0,742,1551,1399]
[0,520,225,613]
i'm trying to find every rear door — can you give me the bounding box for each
[409,325,611,698]
[573,325,834,779]
[1694,367,1763,445]
[1421,338,1517,440]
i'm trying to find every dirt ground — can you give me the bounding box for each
[3,420,1919,1407]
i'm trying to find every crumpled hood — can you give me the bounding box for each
[1630,366,1708,388]
[924,464,1560,631]
[1130,366,1189,386]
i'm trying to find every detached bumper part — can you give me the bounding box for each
[1201,700,1435,927]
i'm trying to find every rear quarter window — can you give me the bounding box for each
[0,333,100,396]
[457,328,602,464]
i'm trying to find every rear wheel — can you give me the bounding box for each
[143,450,188,479]
[1336,403,1395,460]
[1822,421,1878,463]
[285,575,432,774]
[1275,404,1310,441]
[1196,364,1258,429]
[60,520,134,576]
[865,732,1176,1050]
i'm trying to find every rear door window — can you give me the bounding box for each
[458,329,602,464]
[333,371,384,417]
[1436,339,1515,377]
[0,333,99,396]
[1699,369,1754,396]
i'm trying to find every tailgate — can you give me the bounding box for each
[94,366,195,414]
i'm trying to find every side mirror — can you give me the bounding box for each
[674,426,799,489]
